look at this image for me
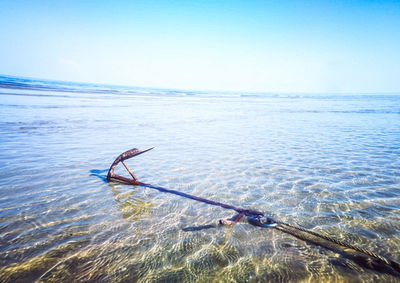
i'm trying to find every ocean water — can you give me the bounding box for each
[0,75,399,282]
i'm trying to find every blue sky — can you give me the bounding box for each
[0,0,399,93]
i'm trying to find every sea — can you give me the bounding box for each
[0,75,399,282]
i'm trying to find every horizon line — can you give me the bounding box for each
[1,73,400,96]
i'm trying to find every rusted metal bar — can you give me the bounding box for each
[121,161,137,181]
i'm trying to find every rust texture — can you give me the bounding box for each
[106,147,154,183]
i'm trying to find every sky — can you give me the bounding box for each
[0,0,399,93]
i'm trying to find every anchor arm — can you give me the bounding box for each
[107,147,154,183]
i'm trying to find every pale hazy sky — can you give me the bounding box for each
[1,0,399,93]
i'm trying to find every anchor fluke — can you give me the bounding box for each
[107,147,154,183]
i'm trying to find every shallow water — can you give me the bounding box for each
[1,77,400,282]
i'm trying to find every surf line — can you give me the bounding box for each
[107,147,400,274]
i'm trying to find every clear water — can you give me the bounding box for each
[1,75,400,282]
